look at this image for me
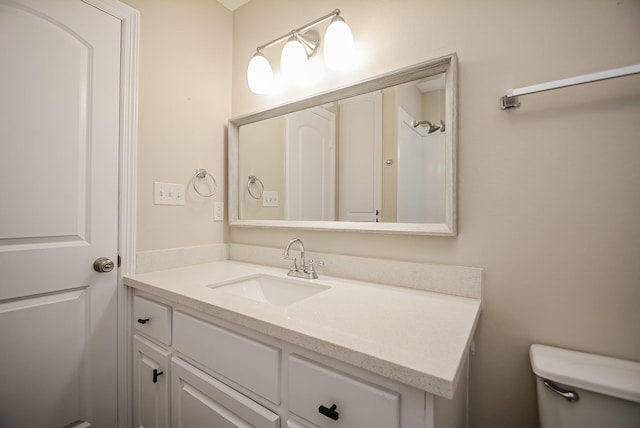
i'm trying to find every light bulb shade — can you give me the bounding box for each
[323,16,355,71]
[280,36,310,84]
[247,52,273,94]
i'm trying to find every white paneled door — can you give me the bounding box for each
[339,92,382,222]
[0,0,120,426]
[285,108,336,221]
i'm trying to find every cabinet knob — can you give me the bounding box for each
[152,369,164,383]
[318,403,339,421]
[137,318,150,324]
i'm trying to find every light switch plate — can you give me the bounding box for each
[262,191,279,207]
[154,182,185,206]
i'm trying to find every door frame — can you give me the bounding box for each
[82,1,140,426]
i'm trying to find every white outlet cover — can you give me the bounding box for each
[214,202,224,221]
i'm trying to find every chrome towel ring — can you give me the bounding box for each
[247,175,264,199]
[192,168,217,197]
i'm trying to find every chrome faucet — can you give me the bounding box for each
[283,238,322,279]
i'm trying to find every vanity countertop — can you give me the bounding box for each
[124,260,481,399]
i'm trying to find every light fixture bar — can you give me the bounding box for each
[256,9,340,52]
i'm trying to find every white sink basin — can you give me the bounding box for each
[208,274,330,306]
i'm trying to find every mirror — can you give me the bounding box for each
[229,53,457,235]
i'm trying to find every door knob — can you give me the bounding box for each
[93,257,114,273]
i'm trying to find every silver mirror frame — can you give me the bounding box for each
[229,53,458,235]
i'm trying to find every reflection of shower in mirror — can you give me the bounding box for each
[410,120,444,134]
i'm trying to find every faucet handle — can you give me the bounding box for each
[287,257,298,271]
[306,259,324,277]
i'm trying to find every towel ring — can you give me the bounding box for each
[247,175,264,199]
[192,168,217,197]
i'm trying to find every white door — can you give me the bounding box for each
[339,92,382,222]
[285,107,336,221]
[0,1,121,427]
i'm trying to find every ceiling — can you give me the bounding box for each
[217,0,251,11]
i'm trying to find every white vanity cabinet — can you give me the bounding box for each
[129,290,465,428]
[131,294,281,428]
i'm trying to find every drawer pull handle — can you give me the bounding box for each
[137,318,150,324]
[319,404,339,421]
[152,369,164,383]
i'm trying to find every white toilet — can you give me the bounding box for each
[530,344,640,428]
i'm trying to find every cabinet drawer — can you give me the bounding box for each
[288,355,400,428]
[172,357,279,428]
[133,295,172,345]
[172,311,281,404]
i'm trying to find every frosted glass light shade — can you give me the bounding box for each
[280,37,309,84]
[247,52,273,94]
[323,16,355,71]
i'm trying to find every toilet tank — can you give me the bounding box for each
[530,344,640,428]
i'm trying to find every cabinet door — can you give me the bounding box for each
[171,357,280,428]
[133,335,171,428]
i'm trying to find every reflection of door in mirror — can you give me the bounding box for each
[285,108,335,221]
[339,92,382,222]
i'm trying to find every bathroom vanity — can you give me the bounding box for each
[124,258,481,427]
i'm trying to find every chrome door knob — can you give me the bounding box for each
[93,257,114,273]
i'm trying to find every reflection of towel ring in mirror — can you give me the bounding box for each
[247,175,264,199]
[192,168,217,197]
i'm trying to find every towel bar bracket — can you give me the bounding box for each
[500,95,521,110]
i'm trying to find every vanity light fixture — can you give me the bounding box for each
[280,30,318,84]
[246,9,355,94]
[323,14,355,71]
[247,52,273,95]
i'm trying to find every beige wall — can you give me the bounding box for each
[231,1,640,427]
[124,0,231,251]
[423,89,446,124]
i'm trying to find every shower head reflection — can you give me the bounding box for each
[411,120,441,133]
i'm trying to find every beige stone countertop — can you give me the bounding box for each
[124,260,481,399]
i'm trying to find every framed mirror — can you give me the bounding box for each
[229,53,457,235]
